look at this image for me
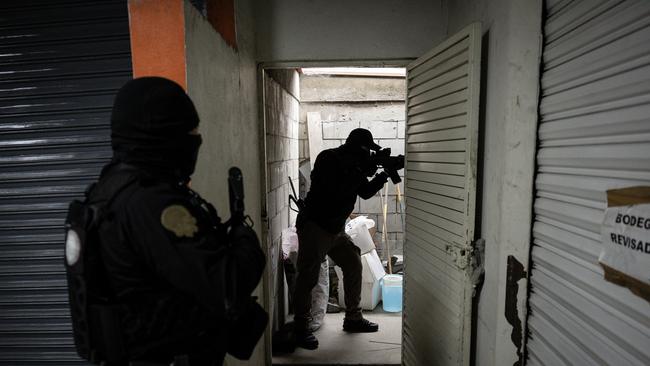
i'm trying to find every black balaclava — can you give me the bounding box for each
[110,77,202,182]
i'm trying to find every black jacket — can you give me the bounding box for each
[302,145,388,233]
[90,163,264,362]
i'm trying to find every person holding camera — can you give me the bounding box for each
[293,128,404,350]
[64,77,266,365]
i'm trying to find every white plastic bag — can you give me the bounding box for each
[283,226,329,331]
[345,216,376,255]
[281,227,299,260]
[309,258,329,332]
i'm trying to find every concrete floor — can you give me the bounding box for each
[273,307,402,365]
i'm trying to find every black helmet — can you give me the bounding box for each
[345,128,382,151]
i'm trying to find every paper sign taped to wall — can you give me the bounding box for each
[599,186,650,301]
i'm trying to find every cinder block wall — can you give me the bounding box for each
[264,69,300,327]
[299,74,406,257]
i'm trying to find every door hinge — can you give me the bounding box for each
[469,238,485,297]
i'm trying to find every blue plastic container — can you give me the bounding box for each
[381,274,403,312]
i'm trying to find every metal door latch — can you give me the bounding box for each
[445,239,485,279]
[446,245,470,269]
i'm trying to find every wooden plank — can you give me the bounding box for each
[307,112,323,165]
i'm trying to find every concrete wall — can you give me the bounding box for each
[445,1,543,366]
[300,74,406,257]
[255,0,447,63]
[264,69,300,329]
[183,0,267,364]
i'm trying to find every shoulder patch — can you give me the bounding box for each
[161,204,198,238]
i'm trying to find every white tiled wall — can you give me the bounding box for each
[265,71,300,329]
[265,72,300,244]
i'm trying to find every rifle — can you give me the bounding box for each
[288,176,305,213]
[222,167,268,360]
[227,167,252,226]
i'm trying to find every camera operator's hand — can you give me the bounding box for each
[375,171,389,183]
[359,171,389,199]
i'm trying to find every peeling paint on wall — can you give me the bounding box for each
[505,255,527,366]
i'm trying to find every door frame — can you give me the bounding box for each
[257,60,412,365]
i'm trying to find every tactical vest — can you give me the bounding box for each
[64,167,138,364]
[64,165,267,364]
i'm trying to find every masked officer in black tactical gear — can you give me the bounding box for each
[71,77,266,365]
[293,128,397,350]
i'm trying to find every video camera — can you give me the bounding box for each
[371,148,405,184]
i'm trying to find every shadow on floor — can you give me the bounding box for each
[272,308,402,365]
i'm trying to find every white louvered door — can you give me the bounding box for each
[402,22,482,366]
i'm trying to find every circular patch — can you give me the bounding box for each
[161,204,198,238]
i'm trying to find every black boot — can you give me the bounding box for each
[293,319,319,350]
[343,317,379,333]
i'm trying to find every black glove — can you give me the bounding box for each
[394,155,405,171]
[376,171,390,183]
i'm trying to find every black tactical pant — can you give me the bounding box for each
[293,219,362,328]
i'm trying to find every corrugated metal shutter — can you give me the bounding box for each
[403,22,481,366]
[527,0,650,365]
[0,1,132,364]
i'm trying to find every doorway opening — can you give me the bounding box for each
[262,66,407,365]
